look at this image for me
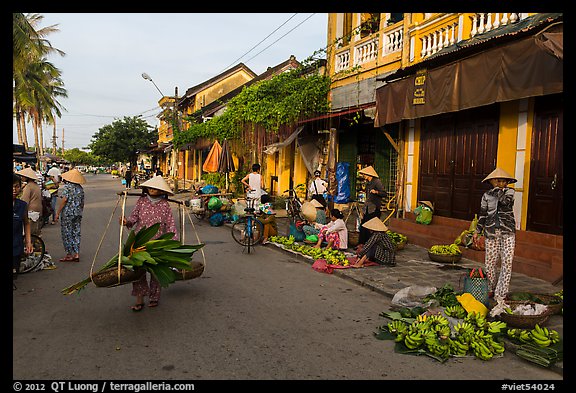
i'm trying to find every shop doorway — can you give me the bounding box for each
[527,94,563,235]
[419,105,499,220]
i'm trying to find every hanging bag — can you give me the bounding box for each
[462,268,490,307]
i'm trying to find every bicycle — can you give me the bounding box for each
[284,188,303,221]
[18,234,46,274]
[230,197,264,254]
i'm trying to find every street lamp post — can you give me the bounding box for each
[141,72,165,97]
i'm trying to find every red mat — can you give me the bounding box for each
[312,257,379,274]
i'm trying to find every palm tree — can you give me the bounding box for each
[13,13,66,155]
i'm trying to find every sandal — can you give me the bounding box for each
[131,303,145,312]
[59,256,73,262]
[148,300,159,308]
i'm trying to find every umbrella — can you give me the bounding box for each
[202,140,222,173]
[217,139,236,192]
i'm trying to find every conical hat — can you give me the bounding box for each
[61,168,86,184]
[16,167,39,181]
[361,217,388,232]
[139,176,173,195]
[310,199,324,208]
[301,201,317,222]
[482,168,517,184]
[358,165,379,178]
[418,200,434,211]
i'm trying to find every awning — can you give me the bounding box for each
[264,126,304,155]
[374,28,563,127]
[298,103,375,124]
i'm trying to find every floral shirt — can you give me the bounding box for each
[61,182,84,218]
[476,186,516,239]
[126,195,178,240]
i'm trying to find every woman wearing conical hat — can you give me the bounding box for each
[54,168,86,263]
[120,175,178,312]
[352,217,396,268]
[473,167,517,306]
[16,167,44,237]
[357,166,386,246]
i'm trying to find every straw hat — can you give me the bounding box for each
[61,168,86,185]
[258,202,275,215]
[361,217,388,232]
[301,201,317,222]
[482,168,517,184]
[310,199,324,208]
[139,176,173,195]
[419,200,434,211]
[16,167,39,181]
[358,165,379,178]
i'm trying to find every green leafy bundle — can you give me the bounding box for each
[61,223,204,295]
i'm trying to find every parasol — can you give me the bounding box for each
[202,140,222,173]
[217,139,236,192]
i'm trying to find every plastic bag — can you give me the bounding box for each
[391,286,437,308]
[334,162,351,203]
[207,196,223,211]
[201,184,219,195]
[209,212,224,226]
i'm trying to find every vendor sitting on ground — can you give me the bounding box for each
[352,217,396,268]
[257,203,278,244]
[302,198,327,237]
[313,208,348,250]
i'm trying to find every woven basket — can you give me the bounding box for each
[174,261,205,281]
[497,300,553,329]
[348,231,359,247]
[506,293,563,315]
[395,239,407,250]
[91,266,145,288]
[428,251,462,264]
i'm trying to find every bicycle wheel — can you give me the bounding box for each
[19,234,46,273]
[231,217,264,247]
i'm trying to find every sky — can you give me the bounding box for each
[14,13,329,151]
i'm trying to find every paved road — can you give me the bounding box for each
[12,174,563,382]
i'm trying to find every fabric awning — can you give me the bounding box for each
[374,29,563,127]
[264,126,304,155]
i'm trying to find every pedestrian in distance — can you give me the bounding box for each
[352,217,396,268]
[16,167,44,237]
[313,208,348,250]
[357,166,386,246]
[124,167,133,189]
[473,167,517,304]
[13,174,33,284]
[308,169,328,207]
[241,163,265,207]
[54,168,86,263]
[257,203,278,244]
[119,175,178,312]
[47,164,62,224]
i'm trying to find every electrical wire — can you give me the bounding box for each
[244,14,316,65]
[219,13,299,73]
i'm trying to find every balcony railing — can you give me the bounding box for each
[332,13,529,74]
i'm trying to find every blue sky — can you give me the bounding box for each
[15,13,328,150]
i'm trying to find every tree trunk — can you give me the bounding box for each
[19,111,29,149]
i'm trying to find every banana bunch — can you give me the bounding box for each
[449,337,470,356]
[444,305,467,319]
[269,235,295,246]
[530,324,560,347]
[429,243,462,256]
[454,321,475,338]
[426,337,451,360]
[387,320,409,343]
[427,314,450,327]
[404,330,425,349]
[487,320,507,334]
[464,311,488,330]
[507,328,533,344]
[386,230,407,246]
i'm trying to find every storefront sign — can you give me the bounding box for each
[413,69,427,105]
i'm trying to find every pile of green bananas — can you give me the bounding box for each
[429,243,461,255]
[269,235,295,246]
[386,230,407,246]
[379,310,507,361]
[506,324,561,347]
[269,235,349,265]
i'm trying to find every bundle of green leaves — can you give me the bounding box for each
[61,223,204,295]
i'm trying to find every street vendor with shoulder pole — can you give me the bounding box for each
[357,166,386,246]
